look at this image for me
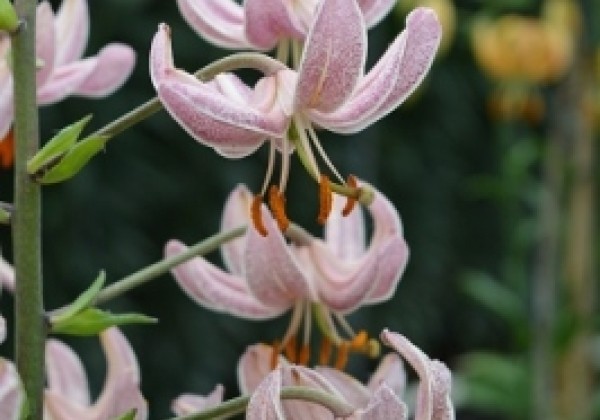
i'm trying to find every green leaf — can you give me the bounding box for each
[39,134,109,184]
[51,308,157,336]
[27,115,92,175]
[50,271,106,325]
[111,409,137,420]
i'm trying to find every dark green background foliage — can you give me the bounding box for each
[2,1,592,419]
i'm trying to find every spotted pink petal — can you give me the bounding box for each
[430,361,454,420]
[314,367,371,408]
[244,0,304,50]
[324,193,366,261]
[150,24,288,158]
[53,0,89,66]
[246,368,285,420]
[220,184,253,276]
[35,2,56,87]
[45,340,91,406]
[352,385,408,420]
[166,240,287,319]
[171,384,224,416]
[244,204,316,308]
[294,0,366,113]
[0,359,23,420]
[175,0,250,49]
[238,343,287,395]
[37,58,96,105]
[280,365,340,419]
[366,353,406,397]
[74,44,136,98]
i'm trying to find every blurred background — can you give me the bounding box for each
[1,0,599,418]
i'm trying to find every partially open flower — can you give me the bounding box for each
[0,0,136,141]
[176,0,398,51]
[167,183,408,368]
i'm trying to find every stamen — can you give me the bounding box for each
[260,140,276,197]
[306,124,344,184]
[349,330,368,350]
[334,313,356,339]
[293,118,321,181]
[342,175,358,217]
[251,195,268,237]
[334,342,350,370]
[317,175,332,225]
[319,338,332,366]
[268,185,290,232]
[270,340,281,370]
[279,136,291,193]
[284,335,298,363]
[299,344,310,366]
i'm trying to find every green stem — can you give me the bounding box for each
[93,226,246,305]
[167,386,355,420]
[93,53,284,140]
[12,1,45,419]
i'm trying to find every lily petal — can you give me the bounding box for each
[171,384,224,416]
[358,0,397,28]
[0,57,13,140]
[352,385,408,420]
[244,205,316,308]
[175,0,250,50]
[294,0,366,113]
[54,0,89,66]
[0,359,23,420]
[314,367,371,408]
[246,368,285,420]
[167,240,286,319]
[74,44,136,98]
[35,2,56,87]
[220,184,252,276]
[45,340,91,406]
[0,256,14,293]
[430,361,454,420]
[281,365,339,419]
[244,0,304,50]
[324,193,366,261]
[367,8,442,125]
[238,343,287,395]
[37,58,97,105]
[367,353,406,397]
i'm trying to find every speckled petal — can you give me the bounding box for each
[294,0,366,113]
[0,359,24,420]
[352,385,408,420]
[238,343,288,395]
[246,368,285,420]
[358,0,396,28]
[245,0,304,50]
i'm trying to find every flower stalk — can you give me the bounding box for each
[12,0,45,418]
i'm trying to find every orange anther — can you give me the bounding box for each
[298,344,310,366]
[334,342,350,370]
[0,129,14,169]
[284,335,298,363]
[342,175,358,217]
[251,195,268,237]
[319,338,332,366]
[270,340,281,370]
[317,174,332,225]
[350,330,368,350]
[268,185,290,232]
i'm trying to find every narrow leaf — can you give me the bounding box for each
[40,134,109,184]
[51,308,157,336]
[111,409,137,420]
[50,271,106,324]
[27,115,92,174]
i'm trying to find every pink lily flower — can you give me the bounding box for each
[0,0,136,140]
[244,330,453,419]
[176,0,397,50]
[166,182,408,364]
[44,327,148,420]
[150,3,441,197]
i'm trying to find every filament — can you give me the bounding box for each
[307,124,344,184]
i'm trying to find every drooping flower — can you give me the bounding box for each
[0,0,136,141]
[151,2,441,219]
[166,182,408,366]
[176,0,398,51]
[44,327,148,420]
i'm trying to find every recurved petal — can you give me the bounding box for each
[167,240,286,319]
[54,0,89,66]
[309,31,405,134]
[358,0,397,28]
[314,367,371,408]
[352,385,408,420]
[176,0,251,49]
[0,60,13,141]
[0,359,23,420]
[245,205,315,308]
[220,184,253,276]
[238,343,287,395]
[430,361,454,420]
[171,384,224,416]
[74,44,135,98]
[324,193,366,261]
[37,58,96,105]
[369,8,442,124]
[35,1,56,87]
[367,353,406,397]
[281,366,339,419]
[246,368,285,420]
[294,0,366,113]
[0,255,14,293]
[45,340,91,406]
[245,0,304,50]
[381,330,433,420]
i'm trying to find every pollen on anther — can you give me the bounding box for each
[299,344,310,366]
[270,340,281,370]
[251,195,268,237]
[284,336,298,363]
[342,175,358,217]
[317,175,333,225]
[334,342,350,370]
[350,330,368,350]
[319,338,332,366]
[268,185,290,232]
